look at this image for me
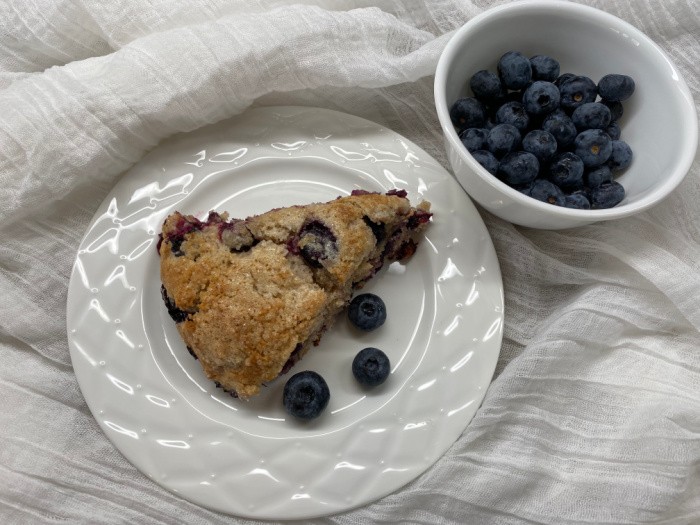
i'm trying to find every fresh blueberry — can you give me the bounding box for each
[584,166,613,188]
[548,152,585,189]
[283,371,330,420]
[497,51,532,90]
[602,100,624,121]
[450,97,486,130]
[530,55,560,82]
[598,74,635,102]
[522,81,561,116]
[529,179,566,206]
[574,129,613,168]
[522,130,558,162]
[571,102,612,130]
[604,121,621,141]
[352,347,391,387]
[297,220,337,268]
[348,293,387,331]
[487,123,521,158]
[496,101,530,132]
[470,70,504,101]
[542,111,578,148]
[559,75,597,111]
[554,73,576,87]
[590,181,625,209]
[498,151,540,186]
[564,193,591,209]
[459,128,488,153]
[471,150,499,175]
[607,140,633,172]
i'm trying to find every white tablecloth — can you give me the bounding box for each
[2,0,699,523]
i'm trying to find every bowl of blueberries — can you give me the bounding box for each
[434,0,697,229]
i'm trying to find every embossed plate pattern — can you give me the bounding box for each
[67,106,504,519]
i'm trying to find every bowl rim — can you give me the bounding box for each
[434,0,698,221]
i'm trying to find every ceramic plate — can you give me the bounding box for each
[67,106,504,519]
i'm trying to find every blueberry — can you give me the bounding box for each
[471,149,499,175]
[348,293,387,331]
[564,193,591,209]
[554,73,576,87]
[605,121,621,141]
[602,100,624,121]
[584,166,613,188]
[529,179,566,206]
[559,75,597,111]
[542,111,578,148]
[297,220,337,268]
[496,101,530,132]
[571,102,612,130]
[607,140,633,172]
[498,151,539,186]
[574,129,613,168]
[530,55,560,82]
[522,129,558,162]
[522,81,560,116]
[591,181,625,209]
[598,74,635,102]
[352,347,391,387]
[497,51,532,90]
[283,371,330,420]
[459,128,488,153]
[548,152,585,189]
[450,97,486,130]
[161,285,188,323]
[487,123,521,158]
[470,70,504,102]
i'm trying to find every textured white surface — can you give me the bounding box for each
[66,106,503,519]
[1,1,700,524]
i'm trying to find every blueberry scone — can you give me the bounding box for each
[158,189,431,399]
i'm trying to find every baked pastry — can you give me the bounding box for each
[158,189,431,399]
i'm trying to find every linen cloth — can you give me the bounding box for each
[1,0,699,523]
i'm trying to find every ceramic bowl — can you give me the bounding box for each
[434,0,697,229]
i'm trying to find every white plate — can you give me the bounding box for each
[67,106,504,520]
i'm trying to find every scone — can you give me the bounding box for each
[158,189,431,399]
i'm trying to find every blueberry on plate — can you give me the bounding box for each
[522,81,561,116]
[602,100,624,121]
[529,179,566,206]
[449,97,486,130]
[590,181,626,209]
[604,121,621,141]
[529,55,560,82]
[496,101,530,132]
[459,127,488,152]
[598,74,635,102]
[283,371,330,420]
[607,140,633,172]
[571,102,612,131]
[348,293,387,331]
[553,72,576,87]
[487,123,522,158]
[470,69,504,102]
[522,129,557,162]
[497,50,532,90]
[352,347,391,387]
[498,151,539,186]
[559,75,597,111]
[548,152,585,189]
[471,149,499,175]
[574,129,613,168]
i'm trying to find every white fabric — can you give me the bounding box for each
[1,0,699,523]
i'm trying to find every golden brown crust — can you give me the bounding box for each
[159,191,431,399]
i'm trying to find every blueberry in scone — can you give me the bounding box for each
[158,190,431,399]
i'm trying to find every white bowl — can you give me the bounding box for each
[434,0,697,229]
